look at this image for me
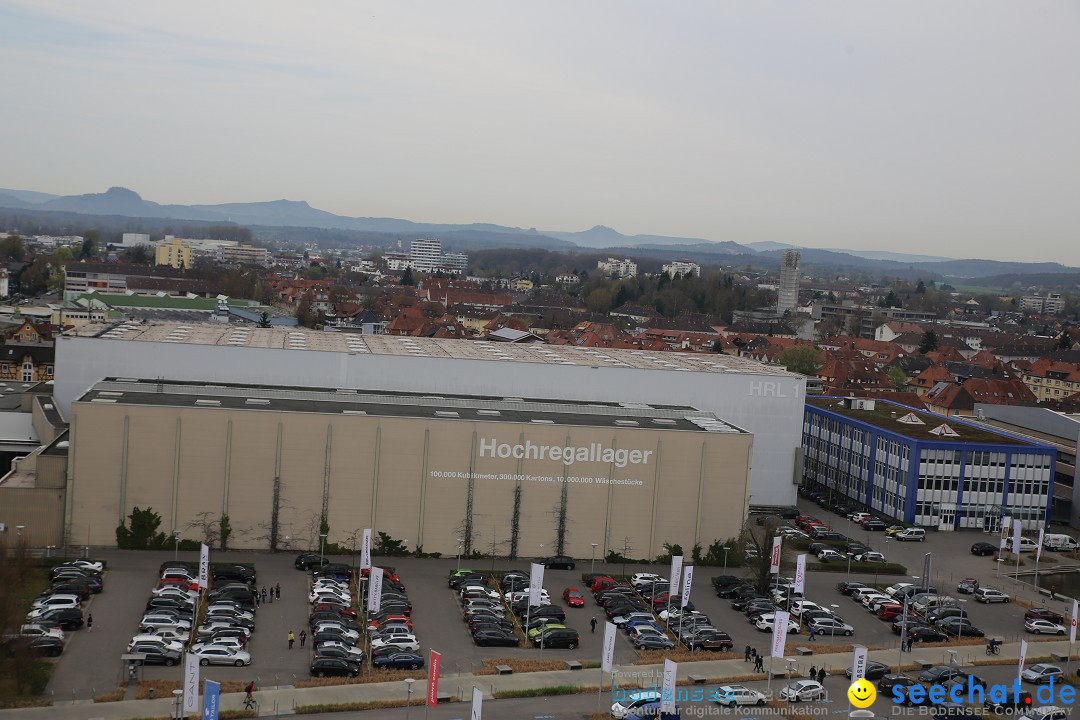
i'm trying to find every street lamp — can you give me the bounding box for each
[403,678,415,720]
[172,688,183,720]
[590,543,599,574]
[723,545,730,574]
[457,538,464,570]
[15,525,25,543]
[173,531,180,560]
[320,533,328,559]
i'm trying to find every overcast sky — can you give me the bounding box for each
[3,1,1078,263]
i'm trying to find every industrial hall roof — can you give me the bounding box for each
[65,322,800,377]
[77,378,747,434]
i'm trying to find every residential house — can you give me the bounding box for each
[155,238,192,269]
[1022,358,1080,403]
[923,378,1038,417]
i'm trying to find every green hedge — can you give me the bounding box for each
[811,561,908,575]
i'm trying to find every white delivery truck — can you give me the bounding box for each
[1042,534,1078,551]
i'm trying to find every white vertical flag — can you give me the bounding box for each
[771,610,790,658]
[1071,600,1078,644]
[366,566,383,613]
[770,536,782,574]
[470,686,483,720]
[601,621,616,673]
[360,528,372,569]
[1018,638,1028,681]
[850,645,868,681]
[1012,518,1022,555]
[528,563,545,607]
[660,659,677,713]
[794,554,807,595]
[1037,529,1045,560]
[680,566,694,608]
[198,544,210,589]
[183,652,200,712]
[669,555,683,592]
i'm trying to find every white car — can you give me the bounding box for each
[313,623,360,642]
[309,587,350,604]
[754,615,800,634]
[808,618,854,636]
[788,600,823,615]
[129,634,185,653]
[312,639,364,661]
[817,549,845,562]
[860,592,891,609]
[1017,537,1039,553]
[370,635,419,652]
[779,680,826,702]
[151,585,199,599]
[206,605,254,621]
[59,560,105,573]
[1025,619,1067,635]
[628,625,664,641]
[630,573,666,588]
[192,645,251,667]
[140,615,192,632]
[18,624,65,641]
[885,583,914,598]
[139,626,188,643]
[611,690,662,718]
[191,637,245,653]
[508,589,550,603]
[855,551,886,563]
[459,585,501,600]
[196,621,248,638]
[714,685,767,707]
[615,611,657,626]
[31,594,81,611]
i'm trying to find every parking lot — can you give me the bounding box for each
[38,500,1072,703]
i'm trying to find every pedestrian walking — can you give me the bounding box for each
[87,614,93,632]
[744,645,752,662]
[1051,585,1058,601]
[288,630,295,649]
[590,617,597,633]
[243,682,255,709]
[754,654,764,673]
[261,587,267,603]
[808,626,816,642]
[267,589,273,604]
[275,583,281,599]
[808,665,817,679]
[817,668,826,684]
[905,637,913,653]
[299,630,307,648]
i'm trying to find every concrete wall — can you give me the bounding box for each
[0,487,66,547]
[55,336,802,505]
[68,402,753,558]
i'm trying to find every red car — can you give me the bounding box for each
[312,602,357,618]
[587,576,616,591]
[367,615,413,631]
[876,604,904,621]
[562,588,585,607]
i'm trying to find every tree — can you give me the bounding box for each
[915,280,926,294]
[79,231,98,260]
[880,290,902,308]
[1058,330,1073,350]
[296,295,315,328]
[740,517,782,593]
[374,531,409,556]
[257,311,272,328]
[888,366,909,389]
[777,345,824,376]
[116,506,169,549]
[918,330,939,355]
[123,244,151,263]
[0,235,26,260]
[219,514,232,551]
[400,268,415,286]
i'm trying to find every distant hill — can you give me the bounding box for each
[0,188,60,204]
[0,193,32,209]
[545,224,752,253]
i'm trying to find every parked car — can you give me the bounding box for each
[611,690,662,718]
[533,627,579,648]
[895,528,926,542]
[4,636,65,658]
[472,629,519,647]
[919,666,963,684]
[845,661,889,680]
[971,542,996,556]
[714,685,767,707]
[562,588,586,607]
[778,680,826,702]
[1021,664,1063,685]
[634,635,675,650]
[28,608,83,630]
[541,556,575,570]
[310,657,360,677]
[295,553,329,570]
[372,652,424,670]
[313,644,365,663]
[974,587,1011,603]
[1025,608,1065,624]
[808,618,854,636]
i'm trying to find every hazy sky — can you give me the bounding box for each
[3,1,1078,263]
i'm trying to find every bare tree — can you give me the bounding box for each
[740,517,784,593]
[185,511,220,547]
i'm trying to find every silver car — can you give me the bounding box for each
[192,644,251,667]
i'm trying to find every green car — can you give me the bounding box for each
[527,623,565,639]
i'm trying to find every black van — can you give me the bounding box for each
[212,564,256,585]
[32,608,84,630]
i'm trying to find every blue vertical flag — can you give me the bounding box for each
[202,679,220,720]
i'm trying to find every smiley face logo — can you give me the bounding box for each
[848,678,876,708]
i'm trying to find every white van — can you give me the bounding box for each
[611,689,662,718]
[895,528,926,542]
[1043,534,1078,551]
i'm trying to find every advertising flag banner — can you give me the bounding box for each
[1072,600,1078,644]
[202,680,220,720]
[529,563,545,607]
[680,566,694,608]
[1012,518,1022,555]
[1001,517,1012,542]
[669,555,683,593]
[794,554,807,595]
[660,659,677,713]
[366,567,383,613]
[1018,639,1028,681]
[471,686,483,720]
[850,645,868,681]
[769,536,782,574]
[427,650,441,707]
[771,610,790,658]
[1037,529,1045,561]
[999,535,1008,551]
[183,653,200,712]
[922,553,932,591]
[602,621,616,672]
[198,543,210,589]
[361,528,372,570]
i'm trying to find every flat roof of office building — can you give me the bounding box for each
[77,378,747,434]
[64,322,799,377]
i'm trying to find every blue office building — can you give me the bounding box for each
[803,397,1055,532]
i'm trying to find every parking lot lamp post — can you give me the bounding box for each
[403,678,415,720]
[456,538,463,570]
[173,531,180,560]
[846,552,853,582]
[723,546,729,574]
[319,533,328,560]
[172,688,183,720]
[590,543,598,575]
[15,525,24,545]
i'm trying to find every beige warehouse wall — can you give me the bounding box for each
[69,403,752,558]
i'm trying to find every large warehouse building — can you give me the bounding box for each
[54,322,806,506]
[68,379,753,558]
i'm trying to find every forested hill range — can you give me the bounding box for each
[1,186,1078,285]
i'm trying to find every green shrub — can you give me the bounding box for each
[493,685,585,699]
[811,561,908,575]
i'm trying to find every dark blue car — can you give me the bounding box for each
[372,651,424,670]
